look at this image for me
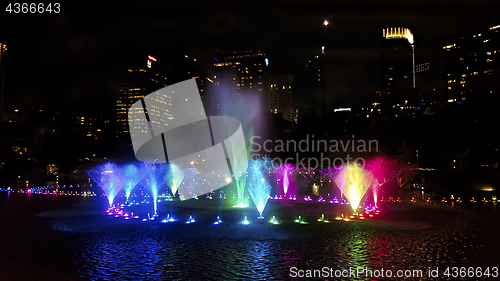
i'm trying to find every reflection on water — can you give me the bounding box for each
[1,192,500,280]
[345,230,370,269]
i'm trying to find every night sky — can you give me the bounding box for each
[1,0,499,116]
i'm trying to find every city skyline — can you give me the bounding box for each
[0,0,499,116]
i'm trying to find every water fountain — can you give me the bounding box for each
[122,163,146,202]
[144,163,166,216]
[87,154,401,226]
[280,163,295,197]
[87,162,125,207]
[334,163,374,214]
[163,163,185,198]
[247,158,274,219]
[365,157,398,207]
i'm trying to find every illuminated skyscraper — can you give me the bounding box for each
[415,62,439,107]
[116,55,170,142]
[293,54,325,119]
[381,27,415,103]
[196,45,222,109]
[366,27,416,117]
[443,24,500,106]
[0,43,6,118]
[269,74,294,122]
[211,50,269,114]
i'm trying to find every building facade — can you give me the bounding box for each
[269,74,294,122]
[415,62,439,107]
[381,27,415,104]
[443,24,500,107]
[211,50,269,115]
[116,55,170,142]
[293,54,325,120]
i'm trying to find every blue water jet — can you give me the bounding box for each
[247,158,274,219]
[87,162,124,207]
[122,163,146,202]
[145,163,166,216]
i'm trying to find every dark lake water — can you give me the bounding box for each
[1,191,499,280]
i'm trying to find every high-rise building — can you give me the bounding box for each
[443,24,500,107]
[365,27,416,118]
[269,74,294,122]
[116,55,170,142]
[381,27,415,103]
[415,62,439,107]
[293,54,325,120]
[211,50,269,115]
[195,46,223,111]
[74,113,104,140]
[0,43,6,118]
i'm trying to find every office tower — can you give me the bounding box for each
[293,54,325,120]
[211,50,269,115]
[116,54,170,142]
[443,25,500,106]
[269,74,294,122]
[196,45,223,111]
[415,62,439,107]
[74,113,104,140]
[381,27,415,105]
[0,43,6,118]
